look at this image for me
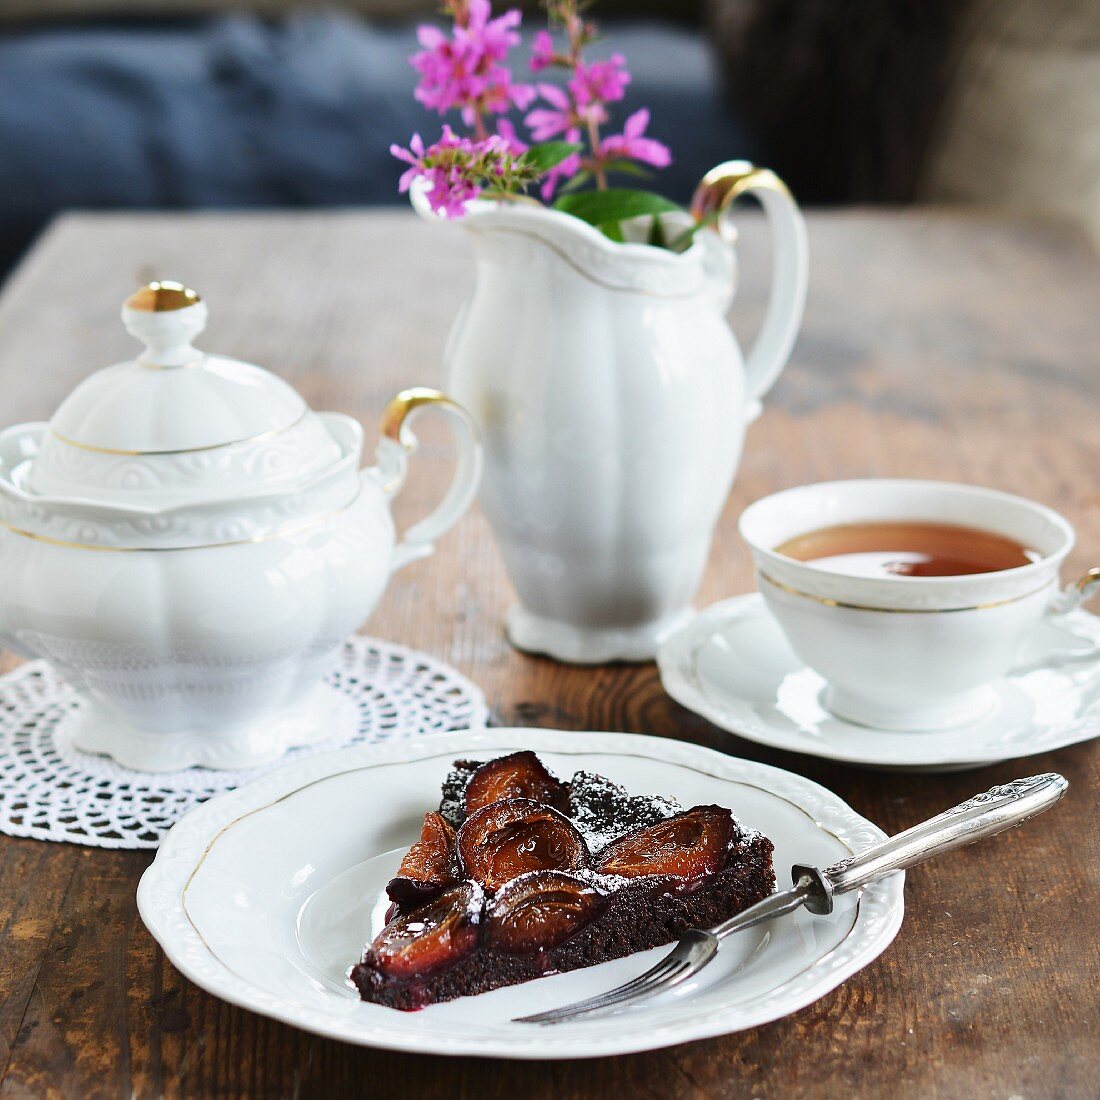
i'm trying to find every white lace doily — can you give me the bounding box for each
[0,636,488,850]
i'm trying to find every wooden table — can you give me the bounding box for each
[0,209,1097,1099]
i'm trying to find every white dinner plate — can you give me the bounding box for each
[658,594,1100,771]
[137,728,904,1059]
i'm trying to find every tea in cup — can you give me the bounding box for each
[738,479,1099,731]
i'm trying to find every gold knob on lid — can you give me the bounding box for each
[125,281,201,312]
[121,281,208,367]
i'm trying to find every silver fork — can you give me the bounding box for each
[514,772,1067,1025]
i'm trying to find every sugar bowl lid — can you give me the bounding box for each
[52,281,306,453]
[22,282,354,506]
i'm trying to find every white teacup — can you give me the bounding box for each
[739,479,1099,731]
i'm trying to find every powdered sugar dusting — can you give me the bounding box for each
[566,770,680,853]
[463,880,486,922]
[569,866,633,892]
[487,866,635,901]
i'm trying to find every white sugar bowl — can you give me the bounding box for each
[0,282,482,770]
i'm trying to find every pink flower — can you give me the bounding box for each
[461,0,521,63]
[391,126,484,216]
[539,153,581,201]
[426,167,482,218]
[390,132,428,192]
[495,117,529,156]
[396,2,674,215]
[530,29,555,71]
[524,82,585,141]
[410,26,467,114]
[597,108,671,168]
[538,127,582,200]
[569,54,630,107]
[390,124,540,218]
[470,70,536,123]
[411,3,532,120]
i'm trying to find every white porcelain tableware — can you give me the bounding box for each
[413,162,808,663]
[0,282,483,771]
[657,593,1100,770]
[136,728,903,1059]
[739,479,1099,731]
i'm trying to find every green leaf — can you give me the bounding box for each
[667,209,722,253]
[647,215,668,248]
[598,220,626,243]
[520,141,583,173]
[556,170,593,195]
[602,159,653,181]
[553,188,682,228]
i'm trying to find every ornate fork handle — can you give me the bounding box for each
[524,772,1069,1023]
[795,774,1068,913]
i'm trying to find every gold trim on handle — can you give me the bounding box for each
[380,388,462,450]
[759,571,1054,614]
[125,280,201,312]
[1075,566,1100,593]
[690,161,792,224]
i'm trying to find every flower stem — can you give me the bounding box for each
[586,115,607,189]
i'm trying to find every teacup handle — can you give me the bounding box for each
[373,388,483,572]
[691,161,809,421]
[1048,567,1100,616]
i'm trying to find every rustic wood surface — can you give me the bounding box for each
[0,209,1097,1099]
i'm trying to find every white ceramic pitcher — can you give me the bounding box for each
[413,162,808,662]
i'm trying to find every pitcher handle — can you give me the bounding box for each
[691,162,809,419]
[373,388,483,573]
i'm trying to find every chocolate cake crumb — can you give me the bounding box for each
[438,759,480,828]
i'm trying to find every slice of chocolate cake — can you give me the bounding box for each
[351,751,775,1010]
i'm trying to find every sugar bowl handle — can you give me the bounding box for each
[375,388,483,572]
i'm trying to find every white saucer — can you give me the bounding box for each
[137,728,902,1059]
[658,594,1100,772]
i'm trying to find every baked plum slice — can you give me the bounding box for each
[386,811,458,905]
[463,751,568,815]
[365,882,483,980]
[486,870,607,954]
[457,797,589,892]
[596,806,734,880]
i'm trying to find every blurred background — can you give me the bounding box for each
[1,0,1097,282]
